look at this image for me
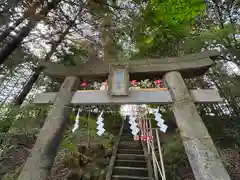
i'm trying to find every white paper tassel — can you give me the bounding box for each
[97,110,105,136]
[154,107,168,133]
[129,114,139,135]
[72,108,81,132]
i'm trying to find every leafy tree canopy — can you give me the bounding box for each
[132,0,206,58]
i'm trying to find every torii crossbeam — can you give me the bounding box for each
[33,89,222,105]
[41,50,219,80]
[17,51,231,180]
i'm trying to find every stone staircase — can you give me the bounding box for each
[111,118,150,180]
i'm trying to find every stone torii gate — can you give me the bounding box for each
[17,51,231,180]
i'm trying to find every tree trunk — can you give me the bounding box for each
[0,0,62,65]
[12,8,81,105]
[0,1,40,41]
[13,66,43,105]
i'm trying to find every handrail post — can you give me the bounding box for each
[148,118,158,179]
[152,145,159,180]
[156,129,166,180]
[146,117,150,154]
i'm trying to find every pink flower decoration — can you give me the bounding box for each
[81,80,87,88]
[147,136,152,141]
[141,135,146,141]
[131,80,137,86]
[101,80,108,90]
[154,79,162,85]
[134,135,140,141]
[103,80,108,85]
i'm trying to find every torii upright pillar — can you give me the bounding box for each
[164,71,231,180]
[17,76,80,180]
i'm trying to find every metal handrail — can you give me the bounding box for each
[139,116,166,180]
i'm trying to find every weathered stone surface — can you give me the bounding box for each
[33,89,222,105]
[42,50,219,80]
[34,89,173,105]
[17,76,80,180]
[189,89,222,103]
[164,71,231,180]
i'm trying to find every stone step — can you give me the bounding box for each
[116,154,145,161]
[120,138,139,142]
[115,159,147,168]
[122,130,131,132]
[118,148,144,154]
[121,134,132,138]
[120,138,134,142]
[121,134,132,136]
[113,166,148,177]
[120,136,134,140]
[118,142,142,149]
[111,175,149,180]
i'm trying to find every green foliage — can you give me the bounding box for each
[0,104,49,134]
[2,164,23,180]
[145,0,204,25]
[58,44,88,66]
[60,126,114,154]
[203,116,240,146]
[0,104,49,146]
[60,137,79,154]
[163,134,185,164]
[132,0,205,57]
[184,25,239,53]
[161,134,190,180]
[60,112,121,153]
[103,112,123,134]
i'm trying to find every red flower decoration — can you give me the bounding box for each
[104,80,108,85]
[147,136,152,141]
[131,80,137,86]
[102,80,108,89]
[134,135,140,141]
[141,135,146,141]
[154,79,162,85]
[81,80,87,88]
